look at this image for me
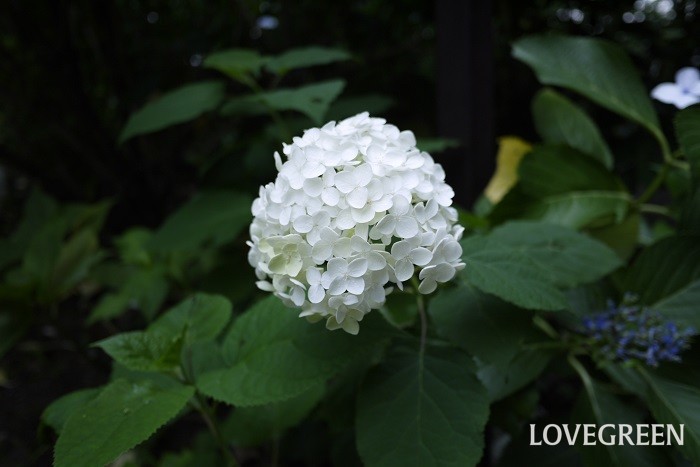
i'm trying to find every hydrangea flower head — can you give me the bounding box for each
[248,113,465,334]
[651,67,700,109]
[581,294,695,367]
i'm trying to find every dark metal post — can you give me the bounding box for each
[436,0,494,207]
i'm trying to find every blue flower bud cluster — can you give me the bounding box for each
[581,295,695,367]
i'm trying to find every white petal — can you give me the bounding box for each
[676,67,700,91]
[346,186,369,208]
[346,276,365,295]
[351,205,376,223]
[390,240,412,260]
[308,284,325,303]
[391,195,411,215]
[347,257,368,277]
[303,177,324,197]
[396,216,419,238]
[334,170,357,193]
[302,161,325,178]
[306,268,322,285]
[374,215,396,235]
[366,251,387,271]
[322,187,341,206]
[434,263,456,282]
[327,257,347,276]
[442,240,463,262]
[350,235,370,253]
[342,318,360,335]
[291,287,305,306]
[651,83,685,105]
[326,316,342,331]
[409,247,432,266]
[333,237,353,257]
[293,215,314,233]
[335,209,356,229]
[256,280,274,291]
[418,278,437,294]
[312,243,332,263]
[394,259,414,282]
[354,163,373,186]
[328,277,347,295]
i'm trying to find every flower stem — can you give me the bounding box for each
[193,394,239,466]
[411,277,427,355]
[636,163,669,205]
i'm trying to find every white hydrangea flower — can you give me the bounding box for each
[248,112,465,334]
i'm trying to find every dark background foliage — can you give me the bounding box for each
[0,1,698,465]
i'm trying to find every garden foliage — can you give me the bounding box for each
[2,34,699,466]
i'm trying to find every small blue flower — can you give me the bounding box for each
[580,294,695,367]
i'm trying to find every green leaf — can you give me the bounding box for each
[477,349,552,402]
[356,346,489,467]
[522,191,631,229]
[416,138,460,153]
[222,383,325,447]
[653,279,700,329]
[428,284,539,366]
[49,228,101,295]
[0,309,32,358]
[196,296,390,406]
[54,378,195,467]
[119,81,225,142]
[532,89,613,168]
[266,46,351,75]
[203,48,268,85]
[638,369,700,465]
[42,388,101,433]
[259,79,346,124]
[149,293,232,343]
[460,236,566,311]
[459,221,621,310]
[624,235,700,305]
[487,221,622,287]
[518,145,621,198]
[94,331,183,373]
[513,35,660,136]
[149,190,252,253]
[87,268,168,323]
[676,106,700,181]
[572,374,670,466]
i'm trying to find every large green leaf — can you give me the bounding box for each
[149,190,252,253]
[676,106,700,181]
[639,369,700,465]
[326,94,395,121]
[42,388,101,433]
[356,345,489,467]
[94,331,183,373]
[54,378,195,467]
[532,89,613,168]
[428,283,539,366]
[518,145,620,198]
[203,48,268,85]
[522,191,631,229]
[222,383,325,447]
[477,349,552,402]
[653,279,700,329]
[513,35,660,136]
[196,296,391,406]
[624,235,700,305]
[119,81,225,142]
[259,79,346,124]
[265,46,351,75]
[460,221,621,310]
[571,372,670,466]
[150,293,232,343]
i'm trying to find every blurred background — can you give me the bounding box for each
[0,0,698,465]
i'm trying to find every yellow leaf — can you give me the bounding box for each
[484,137,532,203]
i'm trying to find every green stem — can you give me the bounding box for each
[411,277,427,356]
[639,203,673,217]
[636,163,669,205]
[247,80,291,141]
[532,315,559,339]
[193,394,239,467]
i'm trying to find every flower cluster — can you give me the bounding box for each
[581,295,695,367]
[651,67,700,109]
[248,112,465,334]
